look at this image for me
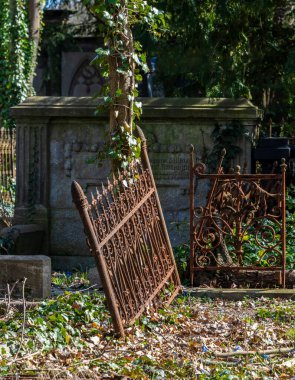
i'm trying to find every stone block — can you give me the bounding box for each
[51,255,95,271]
[185,287,295,300]
[0,255,51,299]
[0,224,45,255]
[88,266,102,289]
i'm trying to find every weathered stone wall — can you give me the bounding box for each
[11,97,261,269]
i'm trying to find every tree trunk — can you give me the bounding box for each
[27,0,41,94]
[108,0,135,169]
[108,1,133,133]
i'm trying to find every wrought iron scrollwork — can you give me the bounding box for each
[189,148,287,288]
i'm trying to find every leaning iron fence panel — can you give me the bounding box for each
[72,127,181,337]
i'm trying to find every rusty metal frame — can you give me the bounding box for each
[72,127,181,337]
[190,148,287,288]
[0,127,16,204]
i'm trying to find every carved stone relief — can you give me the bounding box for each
[63,140,105,177]
[148,142,196,182]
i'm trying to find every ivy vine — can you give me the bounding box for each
[0,0,35,129]
[83,0,164,169]
[206,121,248,172]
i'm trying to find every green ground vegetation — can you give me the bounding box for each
[0,279,295,379]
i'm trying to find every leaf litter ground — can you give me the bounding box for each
[0,276,294,380]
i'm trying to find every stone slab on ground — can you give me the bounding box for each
[185,287,295,300]
[0,255,51,299]
[88,266,102,289]
[51,255,95,271]
[0,224,45,254]
[194,270,295,288]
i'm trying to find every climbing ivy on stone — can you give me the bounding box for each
[0,0,39,129]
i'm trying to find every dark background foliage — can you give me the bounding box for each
[135,0,294,128]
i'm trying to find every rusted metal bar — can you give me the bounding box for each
[189,145,195,286]
[0,127,16,204]
[193,174,282,179]
[192,266,284,271]
[281,158,287,288]
[194,150,226,240]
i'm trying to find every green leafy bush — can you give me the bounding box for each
[233,185,295,269]
[285,185,295,269]
[173,244,190,283]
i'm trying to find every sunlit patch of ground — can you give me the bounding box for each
[1,283,294,379]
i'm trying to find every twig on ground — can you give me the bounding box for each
[212,346,294,357]
[58,285,102,297]
[5,279,19,315]
[201,359,243,366]
[69,339,111,367]
[6,349,42,365]
[76,284,100,293]
[14,277,27,360]
[0,300,40,312]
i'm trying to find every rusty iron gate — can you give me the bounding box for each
[72,127,181,337]
[190,148,287,287]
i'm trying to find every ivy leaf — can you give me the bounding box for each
[116,68,128,75]
[103,96,113,104]
[95,48,110,57]
[132,53,141,65]
[115,88,123,97]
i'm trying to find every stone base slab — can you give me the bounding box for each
[185,287,295,300]
[51,255,95,271]
[0,255,51,299]
[0,224,45,254]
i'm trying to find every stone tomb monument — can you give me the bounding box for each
[11,97,261,269]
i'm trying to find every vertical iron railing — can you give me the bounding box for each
[0,127,16,204]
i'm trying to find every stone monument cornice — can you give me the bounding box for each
[11,97,262,120]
